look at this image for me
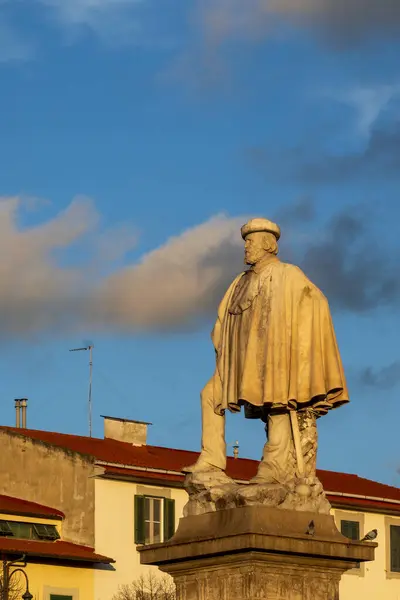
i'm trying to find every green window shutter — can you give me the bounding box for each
[340,520,360,541]
[50,596,73,600]
[134,495,146,544]
[390,525,400,572]
[163,498,175,541]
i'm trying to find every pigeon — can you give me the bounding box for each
[361,529,378,542]
[305,520,315,536]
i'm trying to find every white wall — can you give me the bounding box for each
[333,508,400,600]
[94,477,187,600]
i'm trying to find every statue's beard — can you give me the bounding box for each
[245,250,265,265]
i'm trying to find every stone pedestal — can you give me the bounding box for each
[139,506,376,600]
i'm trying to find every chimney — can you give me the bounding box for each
[15,399,21,428]
[14,398,28,428]
[102,416,151,446]
[20,398,28,428]
[233,441,239,459]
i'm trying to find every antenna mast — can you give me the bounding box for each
[69,345,94,437]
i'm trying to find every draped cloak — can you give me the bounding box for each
[210,255,349,420]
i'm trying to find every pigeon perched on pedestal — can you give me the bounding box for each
[305,520,315,536]
[361,529,378,542]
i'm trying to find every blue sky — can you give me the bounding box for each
[0,0,399,487]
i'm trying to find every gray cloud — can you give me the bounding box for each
[274,195,315,225]
[266,198,400,313]
[296,127,400,184]
[199,0,400,47]
[297,208,400,312]
[359,361,400,390]
[248,126,400,184]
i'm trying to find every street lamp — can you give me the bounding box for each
[1,556,33,600]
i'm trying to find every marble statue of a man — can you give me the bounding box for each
[183,218,349,485]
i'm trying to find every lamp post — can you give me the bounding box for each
[0,556,33,600]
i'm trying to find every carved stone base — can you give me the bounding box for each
[139,506,376,600]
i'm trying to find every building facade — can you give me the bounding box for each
[0,416,399,600]
[0,494,112,600]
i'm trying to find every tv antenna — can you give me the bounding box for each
[69,345,94,437]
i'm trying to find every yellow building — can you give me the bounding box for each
[0,494,113,600]
[1,416,400,600]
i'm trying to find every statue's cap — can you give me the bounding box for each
[241,218,281,240]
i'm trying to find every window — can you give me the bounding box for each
[390,525,400,573]
[335,511,364,576]
[341,520,360,541]
[145,497,162,544]
[385,517,400,578]
[8,521,33,539]
[44,585,78,600]
[33,523,60,540]
[340,520,361,570]
[134,495,175,545]
[0,521,13,536]
[0,519,59,541]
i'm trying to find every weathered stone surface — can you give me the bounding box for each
[183,472,331,516]
[139,506,376,600]
[184,470,236,495]
[297,410,318,479]
[183,471,239,517]
[235,482,288,507]
[279,477,331,515]
[171,561,341,600]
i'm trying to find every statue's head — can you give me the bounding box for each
[241,218,280,266]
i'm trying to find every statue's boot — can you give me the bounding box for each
[182,455,223,474]
[249,463,280,484]
[249,413,294,484]
[182,377,227,475]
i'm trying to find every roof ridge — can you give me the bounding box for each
[0,494,65,518]
[0,492,59,507]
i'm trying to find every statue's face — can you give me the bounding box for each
[244,232,267,265]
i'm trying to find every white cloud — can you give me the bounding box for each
[0,196,245,339]
[334,85,400,138]
[38,0,143,45]
[0,196,99,336]
[0,19,34,63]
[92,214,245,331]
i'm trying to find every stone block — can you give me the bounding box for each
[139,506,376,600]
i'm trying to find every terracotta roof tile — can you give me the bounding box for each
[0,538,113,563]
[1,426,399,507]
[325,494,400,514]
[0,494,64,520]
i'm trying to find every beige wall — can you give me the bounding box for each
[23,561,94,600]
[333,508,400,600]
[0,430,96,547]
[94,477,187,600]
[93,479,400,600]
